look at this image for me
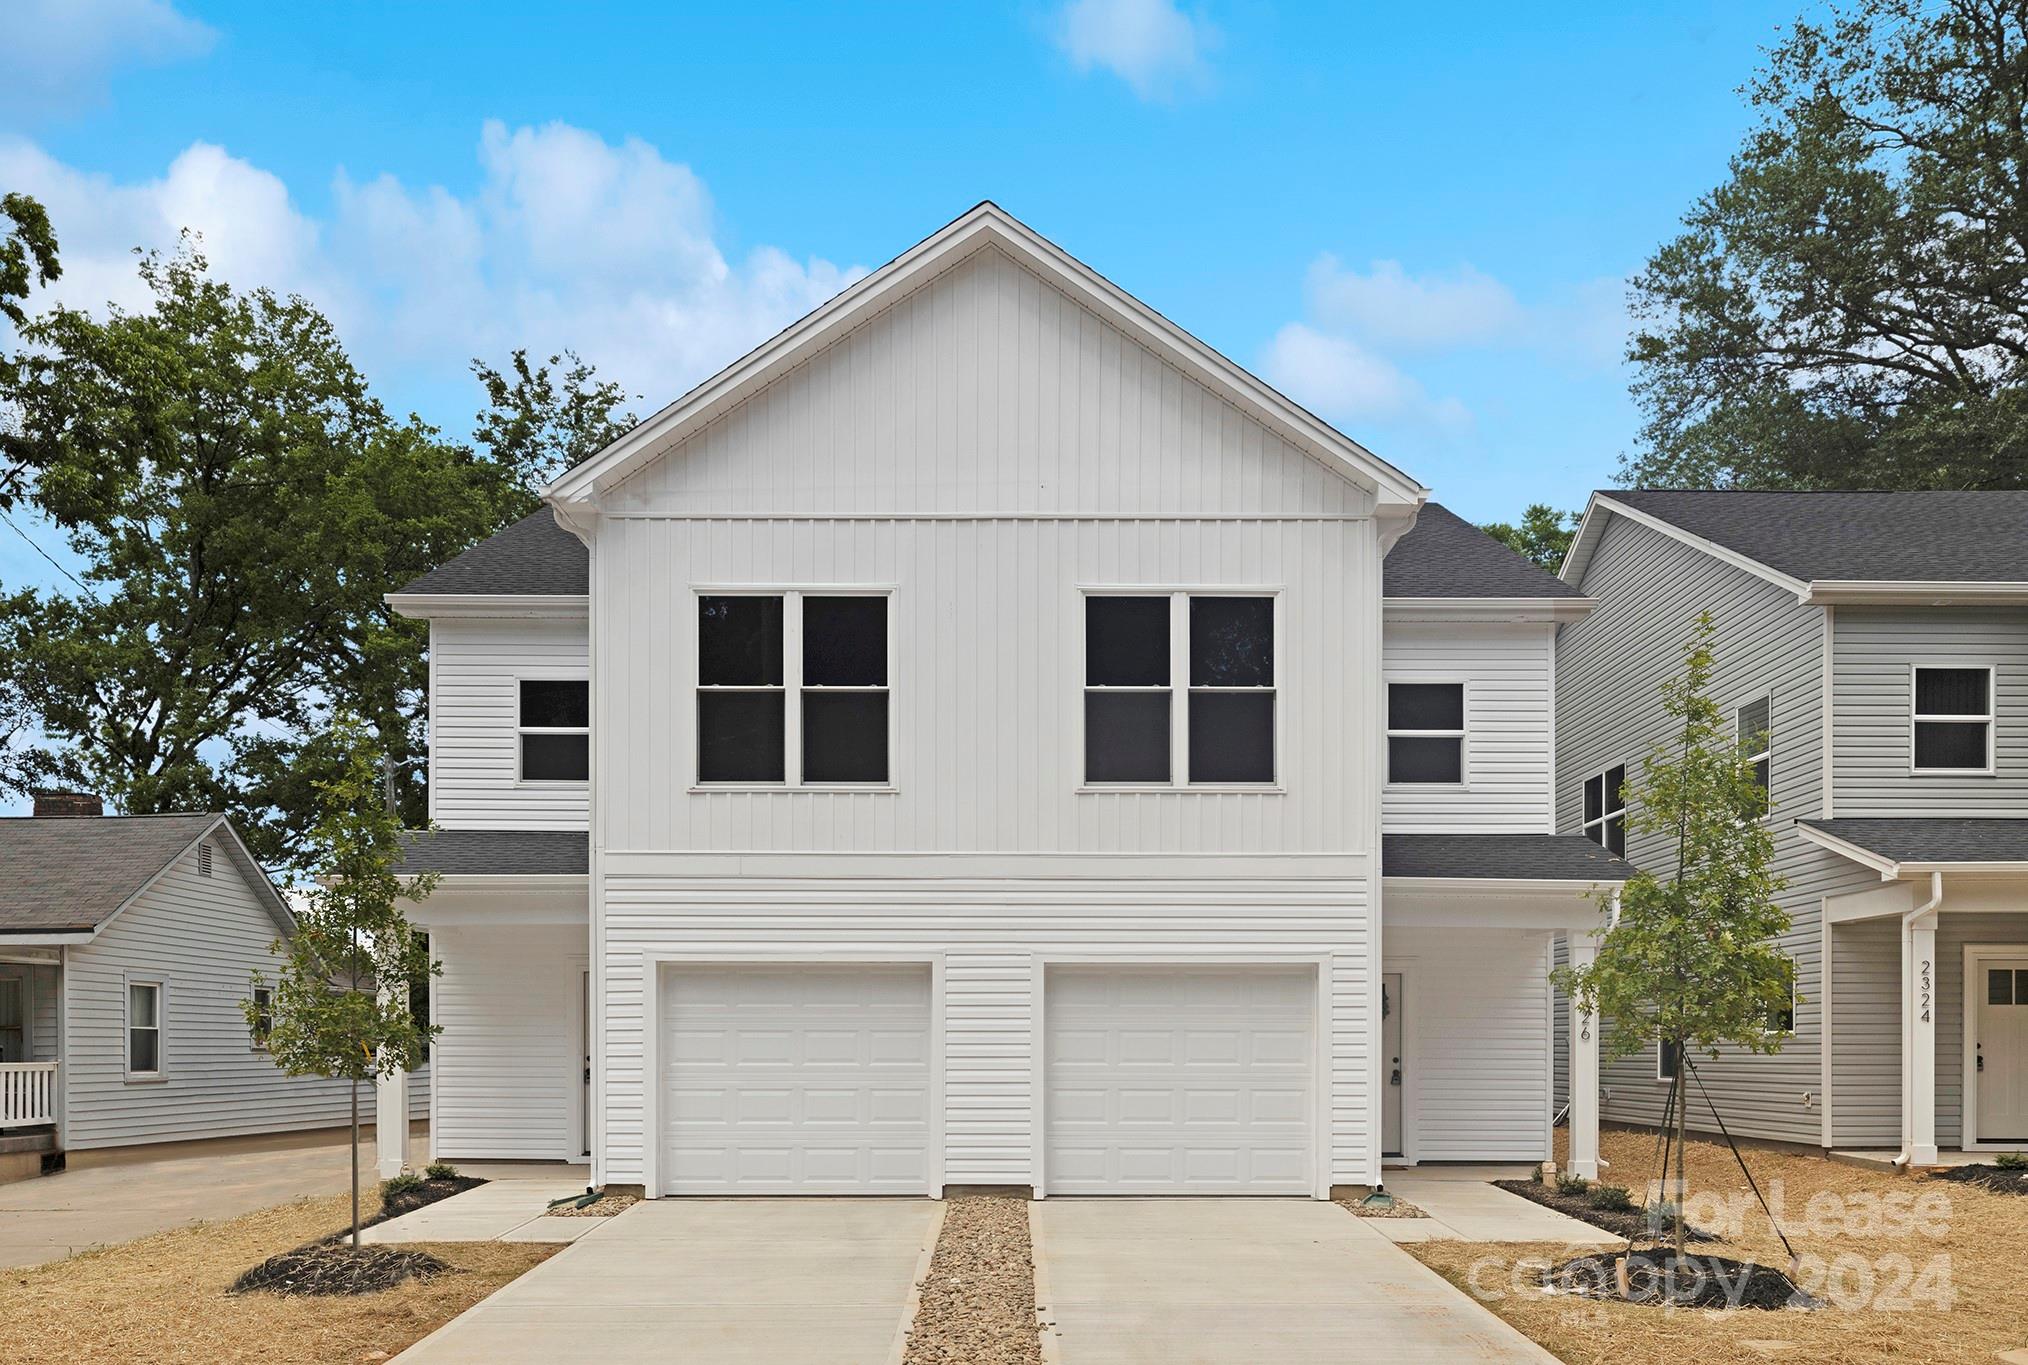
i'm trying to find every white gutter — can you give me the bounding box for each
[1895,872,1944,1169]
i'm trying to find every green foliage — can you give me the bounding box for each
[1626,0,2028,491]
[1480,504,1579,572]
[1587,1184,1636,1213]
[424,1161,459,1181]
[0,192,60,329]
[381,1172,426,1202]
[471,348,635,516]
[1996,1151,2028,1170]
[1555,1173,1591,1197]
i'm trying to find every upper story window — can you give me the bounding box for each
[696,592,889,786]
[1582,763,1627,856]
[1082,592,1276,787]
[519,679,590,782]
[1736,694,1771,816]
[1386,683,1465,784]
[1912,666,1993,773]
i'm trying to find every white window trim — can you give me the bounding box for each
[1074,586,1284,793]
[125,977,164,1082]
[515,674,591,786]
[1733,690,1774,820]
[1382,676,1470,789]
[1909,663,1997,775]
[691,586,897,792]
[1581,762,1628,854]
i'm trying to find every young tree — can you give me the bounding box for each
[1627,0,2028,491]
[1553,613,1793,1254]
[246,719,439,1246]
[1480,504,1579,572]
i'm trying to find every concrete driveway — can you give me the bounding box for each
[395,1199,943,1364]
[0,1130,377,1270]
[1031,1200,1559,1364]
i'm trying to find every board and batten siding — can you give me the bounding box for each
[1558,512,1874,1145]
[61,836,425,1149]
[431,924,586,1161]
[428,617,589,831]
[1382,621,1555,834]
[1831,606,2028,816]
[1387,927,1554,1161]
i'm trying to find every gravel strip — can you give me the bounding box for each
[546,1193,641,1218]
[902,1195,1042,1365]
[1334,1194,1429,1219]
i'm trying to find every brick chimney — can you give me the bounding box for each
[31,790,103,818]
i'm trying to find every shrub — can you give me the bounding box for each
[1994,1151,2028,1171]
[1555,1173,1590,1197]
[1587,1184,1635,1212]
[380,1173,425,1204]
[1529,1164,1545,1184]
[425,1162,459,1181]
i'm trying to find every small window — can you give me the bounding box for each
[128,982,162,1077]
[1657,1038,1681,1083]
[198,842,213,877]
[1582,764,1627,856]
[1988,968,2014,1006]
[519,679,589,782]
[1387,683,1465,784]
[1765,957,1796,1033]
[1736,695,1771,815]
[250,986,273,1049]
[1913,667,1993,772]
[1082,592,1276,786]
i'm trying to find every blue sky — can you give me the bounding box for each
[2,0,1802,598]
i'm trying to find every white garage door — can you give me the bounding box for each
[1044,964,1316,1195]
[660,963,933,1194]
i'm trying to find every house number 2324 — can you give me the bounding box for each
[1918,959,1932,1024]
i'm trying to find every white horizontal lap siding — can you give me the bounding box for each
[1831,606,2028,816]
[1382,622,1554,833]
[432,924,585,1161]
[429,618,589,831]
[1388,927,1551,1161]
[598,871,1373,1190]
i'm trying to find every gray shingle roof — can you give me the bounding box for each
[1607,490,2028,583]
[395,829,589,877]
[0,813,234,934]
[1801,818,2028,867]
[1383,833,1634,881]
[395,511,588,597]
[1384,503,1584,599]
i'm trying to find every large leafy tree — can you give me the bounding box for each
[1,192,59,328]
[1554,614,1792,1254]
[471,348,635,516]
[0,238,508,868]
[1628,0,2028,489]
[1480,504,1579,572]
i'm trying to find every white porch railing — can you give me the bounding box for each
[0,1062,58,1126]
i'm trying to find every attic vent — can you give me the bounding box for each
[198,843,214,877]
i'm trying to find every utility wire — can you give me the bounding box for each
[0,506,94,597]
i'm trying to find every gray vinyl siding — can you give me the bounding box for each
[1828,919,1900,1147]
[1831,606,2028,815]
[1557,514,1876,1145]
[61,838,427,1149]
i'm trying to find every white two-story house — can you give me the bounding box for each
[385,205,1628,1198]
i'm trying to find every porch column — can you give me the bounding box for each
[1907,911,1940,1166]
[1567,935,1601,1181]
[375,978,410,1179]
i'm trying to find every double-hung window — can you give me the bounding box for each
[1582,764,1627,856]
[1736,694,1772,816]
[128,981,162,1078]
[1082,592,1276,786]
[519,680,589,782]
[696,592,890,785]
[1912,666,1994,773]
[1387,683,1466,784]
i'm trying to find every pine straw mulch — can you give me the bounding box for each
[0,1191,554,1364]
[1405,1128,2028,1365]
[902,1194,1042,1365]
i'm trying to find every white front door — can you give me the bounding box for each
[1044,964,1315,1195]
[659,963,933,1195]
[1382,972,1403,1158]
[1976,957,2028,1145]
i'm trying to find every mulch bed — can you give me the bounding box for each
[1931,1163,2028,1195]
[230,1245,450,1298]
[1544,1248,1816,1311]
[902,1195,1041,1365]
[376,1175,486,1222]
[1494,1179,1716,1242]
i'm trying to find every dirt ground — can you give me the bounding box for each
[1405,1127,2028,1365]
[0,1191,553,1364]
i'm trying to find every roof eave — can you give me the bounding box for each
[386,592,590,621]
[1383,595,1596,623]
[1803,580,2028,606]
[1562,494,1810,598]
[0,930,98,944]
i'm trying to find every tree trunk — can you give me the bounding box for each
[1673,1046,1688,1257]
[349,1076,360,1248]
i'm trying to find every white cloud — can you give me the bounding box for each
[0,0,214,113]
[1303,255,1522,350]
[0,122,866,415]
[1261,323,1468,432]
[1055,0,1216,100]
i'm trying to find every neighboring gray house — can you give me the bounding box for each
[0,795,424,1178]
[1556,489,2028,1162]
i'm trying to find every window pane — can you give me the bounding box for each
[1753,757,1771,799]
[129,1029,159,1073]
[1914,720,1988,769]
[698,595,783,685]
[1606,765,1627,812]
[803,597,887,687]
[2019,969,2028,1003]
[1737,697,1770,750]
[1189,691,1275,783]
[1991,968,2015,1006]
[519,679,588,729]
[1189,596,1274,687]
[1916,667,1987,717]
[1086,596,1169,686]
[1658,1039,1680,1080]
[129,984,157,1029]
[1583,775,1602,824]
[1605,814,1626,857]
[1389,736,1462,784]
[802,692,890,783]
[1084,692,1170,782]
[1389,683,1464,732]
[521,733,589,782]
[697,690,785,782]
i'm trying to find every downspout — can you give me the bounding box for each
[1894,871,1944,1169]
